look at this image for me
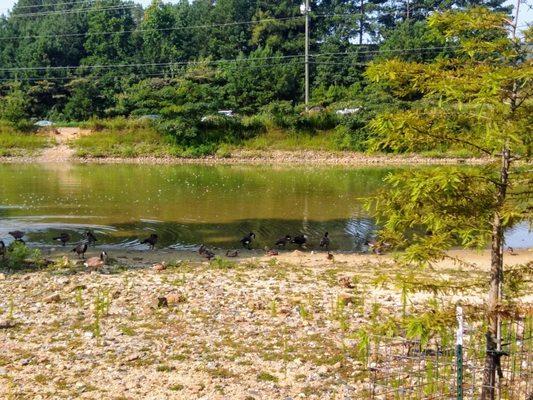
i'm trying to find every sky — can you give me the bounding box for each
[0,0,531,30]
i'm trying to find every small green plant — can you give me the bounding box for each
[257,372,279,383]
[5,242,43,270]
[7,296,15,320]
[91,289,112,340]
[210,257,237,270]
[269,299,278,317]
[75,287,84,309]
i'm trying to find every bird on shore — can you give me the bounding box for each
[141,234,158,250]
[0,240,5,259]
[53,232,70,246]
[327,252,334,261]
[319,232,330,250]
[72,242,88,259]
[84,230,97,246]
[292,234,307,248]
[9,230,25,243]
[199,245,215,260]
[364,239,390,255]
[226,250,239,258]
[84,251,108,271]
[240,232,256,249]
[275,235,291,247]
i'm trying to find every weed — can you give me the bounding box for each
[210,257,237,270]
[257,372,278,383]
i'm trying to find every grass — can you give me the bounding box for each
[0,123,49,155]
[241,127,340,152]
[256,372,279,383]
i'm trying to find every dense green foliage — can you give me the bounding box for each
[0,0,516,152]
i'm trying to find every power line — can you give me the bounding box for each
[10,4,141,18]
[12,0,118,10]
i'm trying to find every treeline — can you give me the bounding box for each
[0,0,512,151]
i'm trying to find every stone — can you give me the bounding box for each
[44,293,61,303]
[338,293,356,305]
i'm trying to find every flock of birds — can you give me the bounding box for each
[0,228,386,270]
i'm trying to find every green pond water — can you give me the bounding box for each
[0,163,531,251]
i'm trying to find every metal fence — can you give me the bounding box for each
[359,311,532,400]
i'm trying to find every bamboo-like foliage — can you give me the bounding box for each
[364,7,532,267]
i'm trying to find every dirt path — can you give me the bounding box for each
[36,127,89,162]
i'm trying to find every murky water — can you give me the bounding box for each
[0,163,531,251]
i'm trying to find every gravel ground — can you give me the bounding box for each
[1,250,530,399]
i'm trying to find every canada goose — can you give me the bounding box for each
[84,230,97,246]
[153,261,167,271]
[275,235,291,247]
[9,230,25,243]
[240,232,256,249]
[84,251,108,271]
[226,250,239,257]
[319,232,330,250]
[198,245,215,260]
[0,240,5,259]
[72,242,88,259]
[141,234,158,250]
[292,234,307,248]
[53,232,70,246]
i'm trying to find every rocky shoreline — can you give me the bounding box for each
[0,149,492,166]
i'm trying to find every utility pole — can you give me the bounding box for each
[301,0,310,112]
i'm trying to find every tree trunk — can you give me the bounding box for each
[481,148,510,400]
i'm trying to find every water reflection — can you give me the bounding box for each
[0,163,531,250]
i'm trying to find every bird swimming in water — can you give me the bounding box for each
[141,234,158,250]
[53,232,70,246]
[226,250,239,257]
[240,232,256,249]
[275,235,291,247]
[72,242,88,259]
[0,240,5,259]
[292,234,307,248]
[199,245,215,260]
[9,230,25,243]
[319,232,330,250]
[84,230,97,246]
[84,251,108,271]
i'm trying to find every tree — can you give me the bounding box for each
[0,81,31,129]
[365,8,531,399]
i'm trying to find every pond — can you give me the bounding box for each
[0,163,531,251]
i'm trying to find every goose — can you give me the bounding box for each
[53,232,70,246]
[9,230,25,243]
[84,230,97,246]
[275,235,291,247]
[84,251,108,271]
[240,232,256,249]
[199,245,215,260]
[153,261,167,271]
[72,242,88,259]
[292,234,307,248]
[141,234,158,250]
[0,240,5,259]
[226,250,239,258]
[319,232,330,250]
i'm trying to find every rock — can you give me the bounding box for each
[338,276,355,289]
[0,320,16,329]
[158,293,187,307]
[0,273,6,280]
[44,293,61,303]
[0,367,7,375]
[126,353,140,362]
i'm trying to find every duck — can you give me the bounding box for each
[327,251,334,261]
[275,235,291,247]
[0,240,5,259]
[198,245,215,260]
[226,250,239,258]
[53,232,70,246]
[84,251,108,271]
[72,242,88,259]
[153,261,167,271]
[9,230,25,243]
[319,232,330,250]
[240,232,256,249]
[141,234,158,250]
[292,234,307,248]
[84,230,97,246]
